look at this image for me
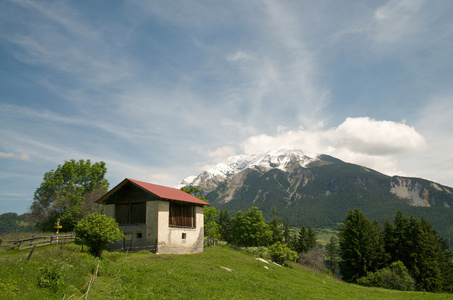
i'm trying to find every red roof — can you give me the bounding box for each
[97,178,209,206]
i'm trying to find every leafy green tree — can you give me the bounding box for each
[30,159,109,231]
[231,207,272,247]
[338,208,384,282]
[74,214,123,257]
[0,213,38,234]
[356,261,415,291]
[268,242,298,264]
[204,206,221,239]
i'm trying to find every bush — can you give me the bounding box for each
[268,242,298,264]
[356,261,415,291]
[298,247,326,272]
[74,214,124,257]
[38,264,61,291]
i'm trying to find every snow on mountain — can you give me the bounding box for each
[176,148,319,189]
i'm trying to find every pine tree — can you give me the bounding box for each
[296,226,308,253]
[383,210,452,292]
[326,235,339,276]
[307,226,317,250]
[268,207,283,244]
[283,218,291,244]
[218,210,233,243]
[338,208,383,282]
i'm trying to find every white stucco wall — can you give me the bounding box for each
[156,202,204,254]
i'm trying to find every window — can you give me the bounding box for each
[169,202,195,228]
[116,203,146,225]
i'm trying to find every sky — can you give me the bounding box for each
[1,0,453,215]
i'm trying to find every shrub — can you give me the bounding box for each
[356,261,415,291]
[298,247,326,272]
[268,242,298,264]
[74,214,124,257]
[38,264,61,291]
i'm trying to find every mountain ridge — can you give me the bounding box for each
[178,148,453,247]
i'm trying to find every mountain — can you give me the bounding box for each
[178,148,453,246]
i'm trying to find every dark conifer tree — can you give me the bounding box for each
[338,208,383,282]
[307,226,317,250]
[218,210,233,243]
[268,207,283,244]
[326,235,339,276]
[283,218,291,244]
[297,226,308,253]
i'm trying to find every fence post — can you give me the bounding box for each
[27,246,36,261]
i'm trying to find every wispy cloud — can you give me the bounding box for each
[0,152,30,161]
[373,0,425,43]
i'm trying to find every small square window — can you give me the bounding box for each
[182,233,186,240]
[137,232,142,239]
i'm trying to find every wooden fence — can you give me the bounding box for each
[204,238,219,248]
[0,234,76,252]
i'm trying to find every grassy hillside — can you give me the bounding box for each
[1,244,452,299]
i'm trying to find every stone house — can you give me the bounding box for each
[96,178,209,254]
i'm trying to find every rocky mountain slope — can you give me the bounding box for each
[179,148,453,244]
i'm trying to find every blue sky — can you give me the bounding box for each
[1,0,453,214]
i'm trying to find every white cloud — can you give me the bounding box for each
[240,117,426,177]
[373,0,425,43]
[0,152,30,161]
[329,117,426,155]
[227,51,254,62]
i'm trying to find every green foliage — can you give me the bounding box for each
[326,235,339,276]
[357,261,415,291]
[340,209,453,293]
[296,226,317,253]
[74,214,123,257]
[30,159,109,232]
[38,264,62,291]
[204,206,221,239]
[268,242,298,264]
[230,207,272,247]
[268,207,283,244]
[339,208,384,282]
[0,213,38,234]
[383,210,452,292]
[0,244,99,299]
[283,218,291,244]
[218,210,233,242]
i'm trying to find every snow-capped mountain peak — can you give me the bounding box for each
[176,148,319,189]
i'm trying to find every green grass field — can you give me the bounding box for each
[1,243,452,299]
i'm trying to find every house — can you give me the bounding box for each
[96,178,209,254]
